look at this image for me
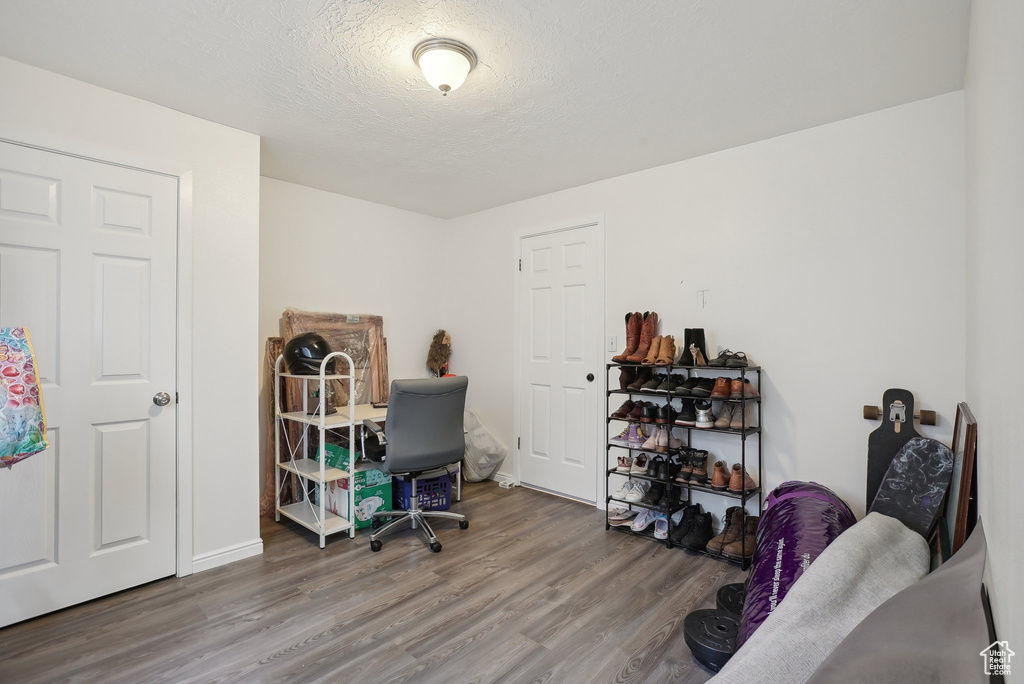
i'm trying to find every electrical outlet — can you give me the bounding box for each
[607,336,618,352]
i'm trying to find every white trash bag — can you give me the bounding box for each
[463,409,508,482]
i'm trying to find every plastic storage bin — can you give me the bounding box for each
[394,468,457,511]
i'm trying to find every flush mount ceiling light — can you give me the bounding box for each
[413,38,477,96]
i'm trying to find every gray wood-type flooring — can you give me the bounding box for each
[0,481,746,683]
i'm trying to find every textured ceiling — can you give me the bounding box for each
[0,1,970,218]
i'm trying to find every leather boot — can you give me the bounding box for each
[655,335,676,366]
[679,329,694,365]
[626,367,652,391]
[722,515,759,561]
[729,464,758,493]
[705,506,743,556]
[619,366,636,391]
[679,512,714,551]
[641,335,663,366]
[711,460,730,491]
[626,312,658,363]
[612,312,641,363]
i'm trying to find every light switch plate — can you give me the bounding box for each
[607,336,618,352]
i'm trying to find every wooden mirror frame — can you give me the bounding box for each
[945,402,977,554]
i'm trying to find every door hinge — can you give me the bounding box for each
[517,437,521,449]
[175,392,179,404]
[518,258,522,272]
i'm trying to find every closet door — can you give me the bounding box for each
[518,222,603,502]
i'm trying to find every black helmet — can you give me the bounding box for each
[283,332,335,375]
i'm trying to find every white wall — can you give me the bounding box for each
[258,178,444,490]
[443,93,966,520]
[0,57,263,568]
[964,0,1024,647]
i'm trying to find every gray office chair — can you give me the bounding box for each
[362,376,469,553]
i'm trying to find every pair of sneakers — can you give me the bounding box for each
[640,425,682,453]
[610,423,648,448]
[630,508,671,538]
[713,402,753,430]
[612,479,648,502]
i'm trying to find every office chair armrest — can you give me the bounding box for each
[362,419,387,446]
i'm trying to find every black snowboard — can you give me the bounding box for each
[866,388,921,508]
[868,436,954,537]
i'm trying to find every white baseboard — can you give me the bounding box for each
[192,538,264,573]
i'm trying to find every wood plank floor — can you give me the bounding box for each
[0,481,746,683]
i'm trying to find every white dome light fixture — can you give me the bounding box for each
[413,38,477,96]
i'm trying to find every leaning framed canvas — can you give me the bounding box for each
[945,402,977,554]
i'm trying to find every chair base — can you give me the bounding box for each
[369,507,467,552]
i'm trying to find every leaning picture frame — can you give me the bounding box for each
[945,402,977,554]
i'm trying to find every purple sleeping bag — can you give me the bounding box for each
[736,481,856,648]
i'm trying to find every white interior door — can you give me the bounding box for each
[518,223,603,502]
[0,141,178,627]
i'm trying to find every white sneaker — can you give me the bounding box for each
[695,399,715,429]
[624,480,648,503]
[612,481,633,500]
[631,508,657,531]
[653,514,669,539]
[629,453,651,475]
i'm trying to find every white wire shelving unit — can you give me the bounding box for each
[274,351,356,548]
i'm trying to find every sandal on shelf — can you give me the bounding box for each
[641,336,663,366]
[689,343,708,367]
[726,351,748,368]
[654,335,676,366]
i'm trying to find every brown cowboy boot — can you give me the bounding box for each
[612,312,642,363]
[626,312,658,363]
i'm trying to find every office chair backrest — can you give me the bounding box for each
[383,376,468,474]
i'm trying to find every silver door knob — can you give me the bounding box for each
[153,392,171,406]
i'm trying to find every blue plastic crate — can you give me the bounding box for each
[394,469,457,511]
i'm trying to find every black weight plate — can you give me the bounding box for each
[716,583,747,617]
[683,609,739,673]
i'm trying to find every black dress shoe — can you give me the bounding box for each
[640,403,657,423]
[655,403,674,425]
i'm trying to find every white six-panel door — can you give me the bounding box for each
[0,141,178,627]
[518,223,602,502]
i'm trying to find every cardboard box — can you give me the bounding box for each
[315,462,392,530]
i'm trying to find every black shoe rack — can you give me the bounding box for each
[604,362,764,570]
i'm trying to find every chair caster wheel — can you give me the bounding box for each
[459,520,469,530]
[371,517,385,530]
[370,540,383,552]
[429,542,442,553]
